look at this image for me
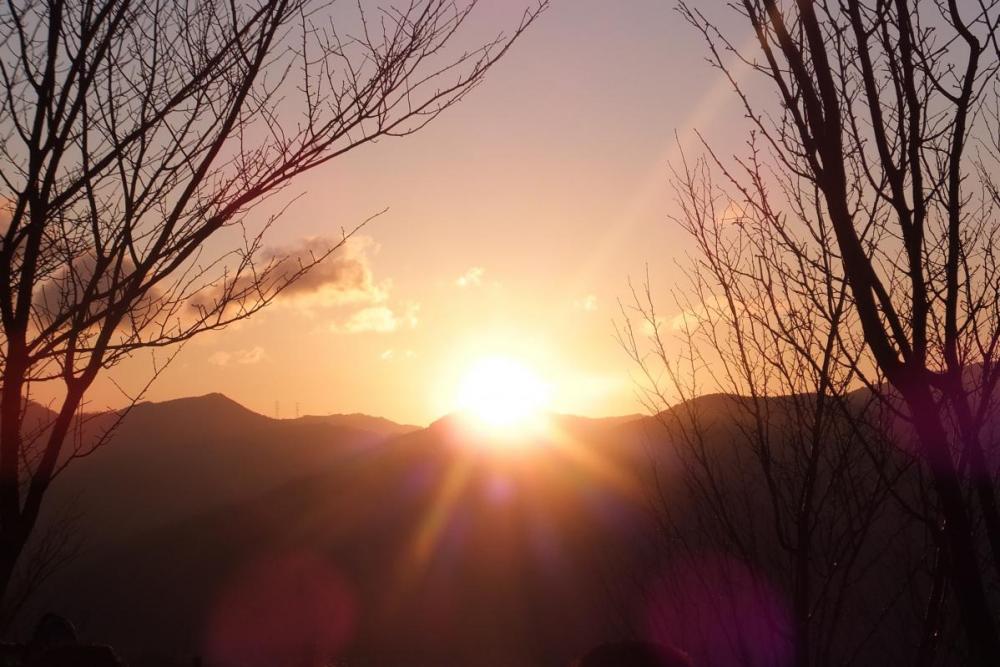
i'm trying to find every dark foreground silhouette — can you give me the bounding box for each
[0,613,122,666]
[19,393,962,665]
[574,640,693,667]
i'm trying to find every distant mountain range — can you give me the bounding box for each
[17,392,940,666]
[20,395,663,666]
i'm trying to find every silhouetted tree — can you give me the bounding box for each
[620,149,930,665]
[0,0,544,615]
[632,1,1000,664]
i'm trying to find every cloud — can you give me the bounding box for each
[32,250,169,336]
[208,346,266,366]
[380,348,416,361]
[340,307,399,334]
[29,230,393,348]
[640,308,704,337]
[267,236,388,308]
[668,310,698,332]
[190,235,388,317]
[222,234,422,338]
[455,267,485,288]
[331,303,419,335]
[665,296,727,333]
[208,351,231,366]
[236,346,266,364]
[574,294,598,312]
[641,315,668,337]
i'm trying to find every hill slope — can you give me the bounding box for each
[24,392,939,666]
[39,394,410,547]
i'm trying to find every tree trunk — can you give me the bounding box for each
[0,347,26,617]
[906,385,1000,666]
[0,530,25,628]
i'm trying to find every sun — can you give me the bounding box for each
[455,357,552,432]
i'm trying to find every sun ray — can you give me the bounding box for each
[544,421,645,504]
[395,457,472,587]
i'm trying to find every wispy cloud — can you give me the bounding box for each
[574,294,598,312]
[208,346,266,367]
[380,348,416,361]
[455,267,485,288]
[641,315,668,337]
[331,303,419,335]
[664,296,727,334]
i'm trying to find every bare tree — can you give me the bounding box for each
[639,1,1000,664]
[620,148,932,665]
[0,0,545,612]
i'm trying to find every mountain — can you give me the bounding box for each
[19,391,937,666]
[24,397,660,666]
[292,413,420,439]
[37,394,411,549]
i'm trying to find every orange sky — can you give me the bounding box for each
[80,1,754,425]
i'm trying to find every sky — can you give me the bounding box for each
[85,1,754,425]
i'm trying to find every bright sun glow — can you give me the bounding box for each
[455,357,552,432]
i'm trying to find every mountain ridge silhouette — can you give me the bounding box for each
[20,388,935,666]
